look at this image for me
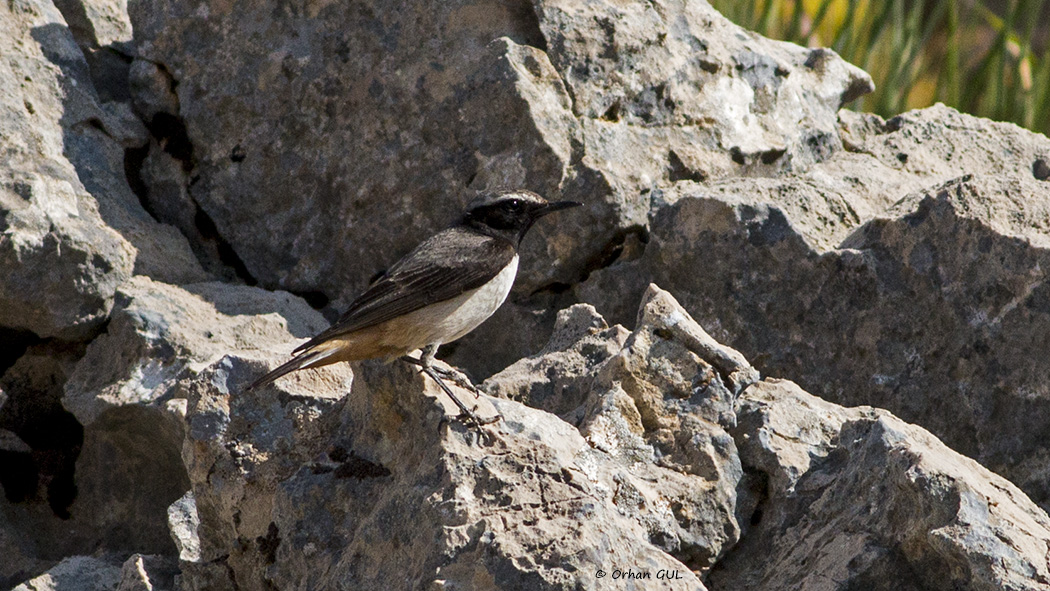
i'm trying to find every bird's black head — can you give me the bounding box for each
[463,190,581,245]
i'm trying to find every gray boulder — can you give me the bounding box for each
[10,556,122,591]
[0,0,205,340]
[711,379,1050,591]
[171,285,754,589]
[54,276,331,566]
[127,0,869,341]
[581,105,1050,510]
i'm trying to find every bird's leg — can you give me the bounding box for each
[401,346,482,397]
[400,345,499,426]
[430,366,482,399]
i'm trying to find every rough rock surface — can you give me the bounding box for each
[10,553,176,591]
[712,379,1050,591]
[127,0,870,317]
[10,555,122,591]
[89,285,1042,591]
[4,0,1050,587]
[60,277,332,564]
[581,105,1050,510]
[0,273,331,585]
[0,0,205,340]
[164,286,748,589]
[8,273,1050,589]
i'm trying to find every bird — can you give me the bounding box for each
[245,190,581,424]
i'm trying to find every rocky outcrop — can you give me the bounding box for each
[580,105,1050,512]
[10,553,177,591]
[126,0,869,319]
[4,0,1050,587]
[37,284,1046,590]
[0,0,204,340]
[713,379,1050,590]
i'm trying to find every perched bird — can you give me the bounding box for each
[245,190,580,424]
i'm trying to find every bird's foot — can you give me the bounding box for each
[429,365,482,399]
[415,364,501,428]
[456,409,503,426]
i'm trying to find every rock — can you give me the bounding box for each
[0,428,32,454]
[0,343,85,587]
[116,554,178,591]
[482,303,630,417]
[166,491,201,563]
[175,285,755,588]
[710,379,1050,591]
[536,1,872,176]
[0,0,206,340]
[127,59,179,124]
[53,276,333,565]
[0,276,329,585]
[10,555,122,591]
[267,384,707,590]
[580,105,1050,510]
[0,276,326,584]
[0,506,52,590]
[51,0,136,105]
[52,0,133,49]
[4,0,1050,586]
[128,0,869,376]
[63,276,329,425]
[179,356,352,591]
[127,59,238,279]
[575,285,757,571]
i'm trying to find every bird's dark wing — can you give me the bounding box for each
[293,227,516,353]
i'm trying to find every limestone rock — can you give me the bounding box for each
[8,553,174,591]
[63,276,329,425]
[711,379,1050,591]
[115,554,177,591]
[581,105,1050,510]
[173,286,759,589]
[11,556,122,591]
[52,0,133,49]
[166,491,200,564]
[127,0,869,377]
[0,276,329,585]
[178,357,352,591]
[0,0,205,340]
[574,290,751,572]
[5,0,1050,587]
[483,303,630,417]
[49,277,333,568]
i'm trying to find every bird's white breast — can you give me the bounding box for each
[379,255,519,352]
[433,255,519,344]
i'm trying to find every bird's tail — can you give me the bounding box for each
[243,349,334,392]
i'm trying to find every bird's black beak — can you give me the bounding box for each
[532,200,583,218]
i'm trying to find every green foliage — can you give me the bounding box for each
[710,0,1050,135]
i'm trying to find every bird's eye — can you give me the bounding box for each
[508,199,524,210]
